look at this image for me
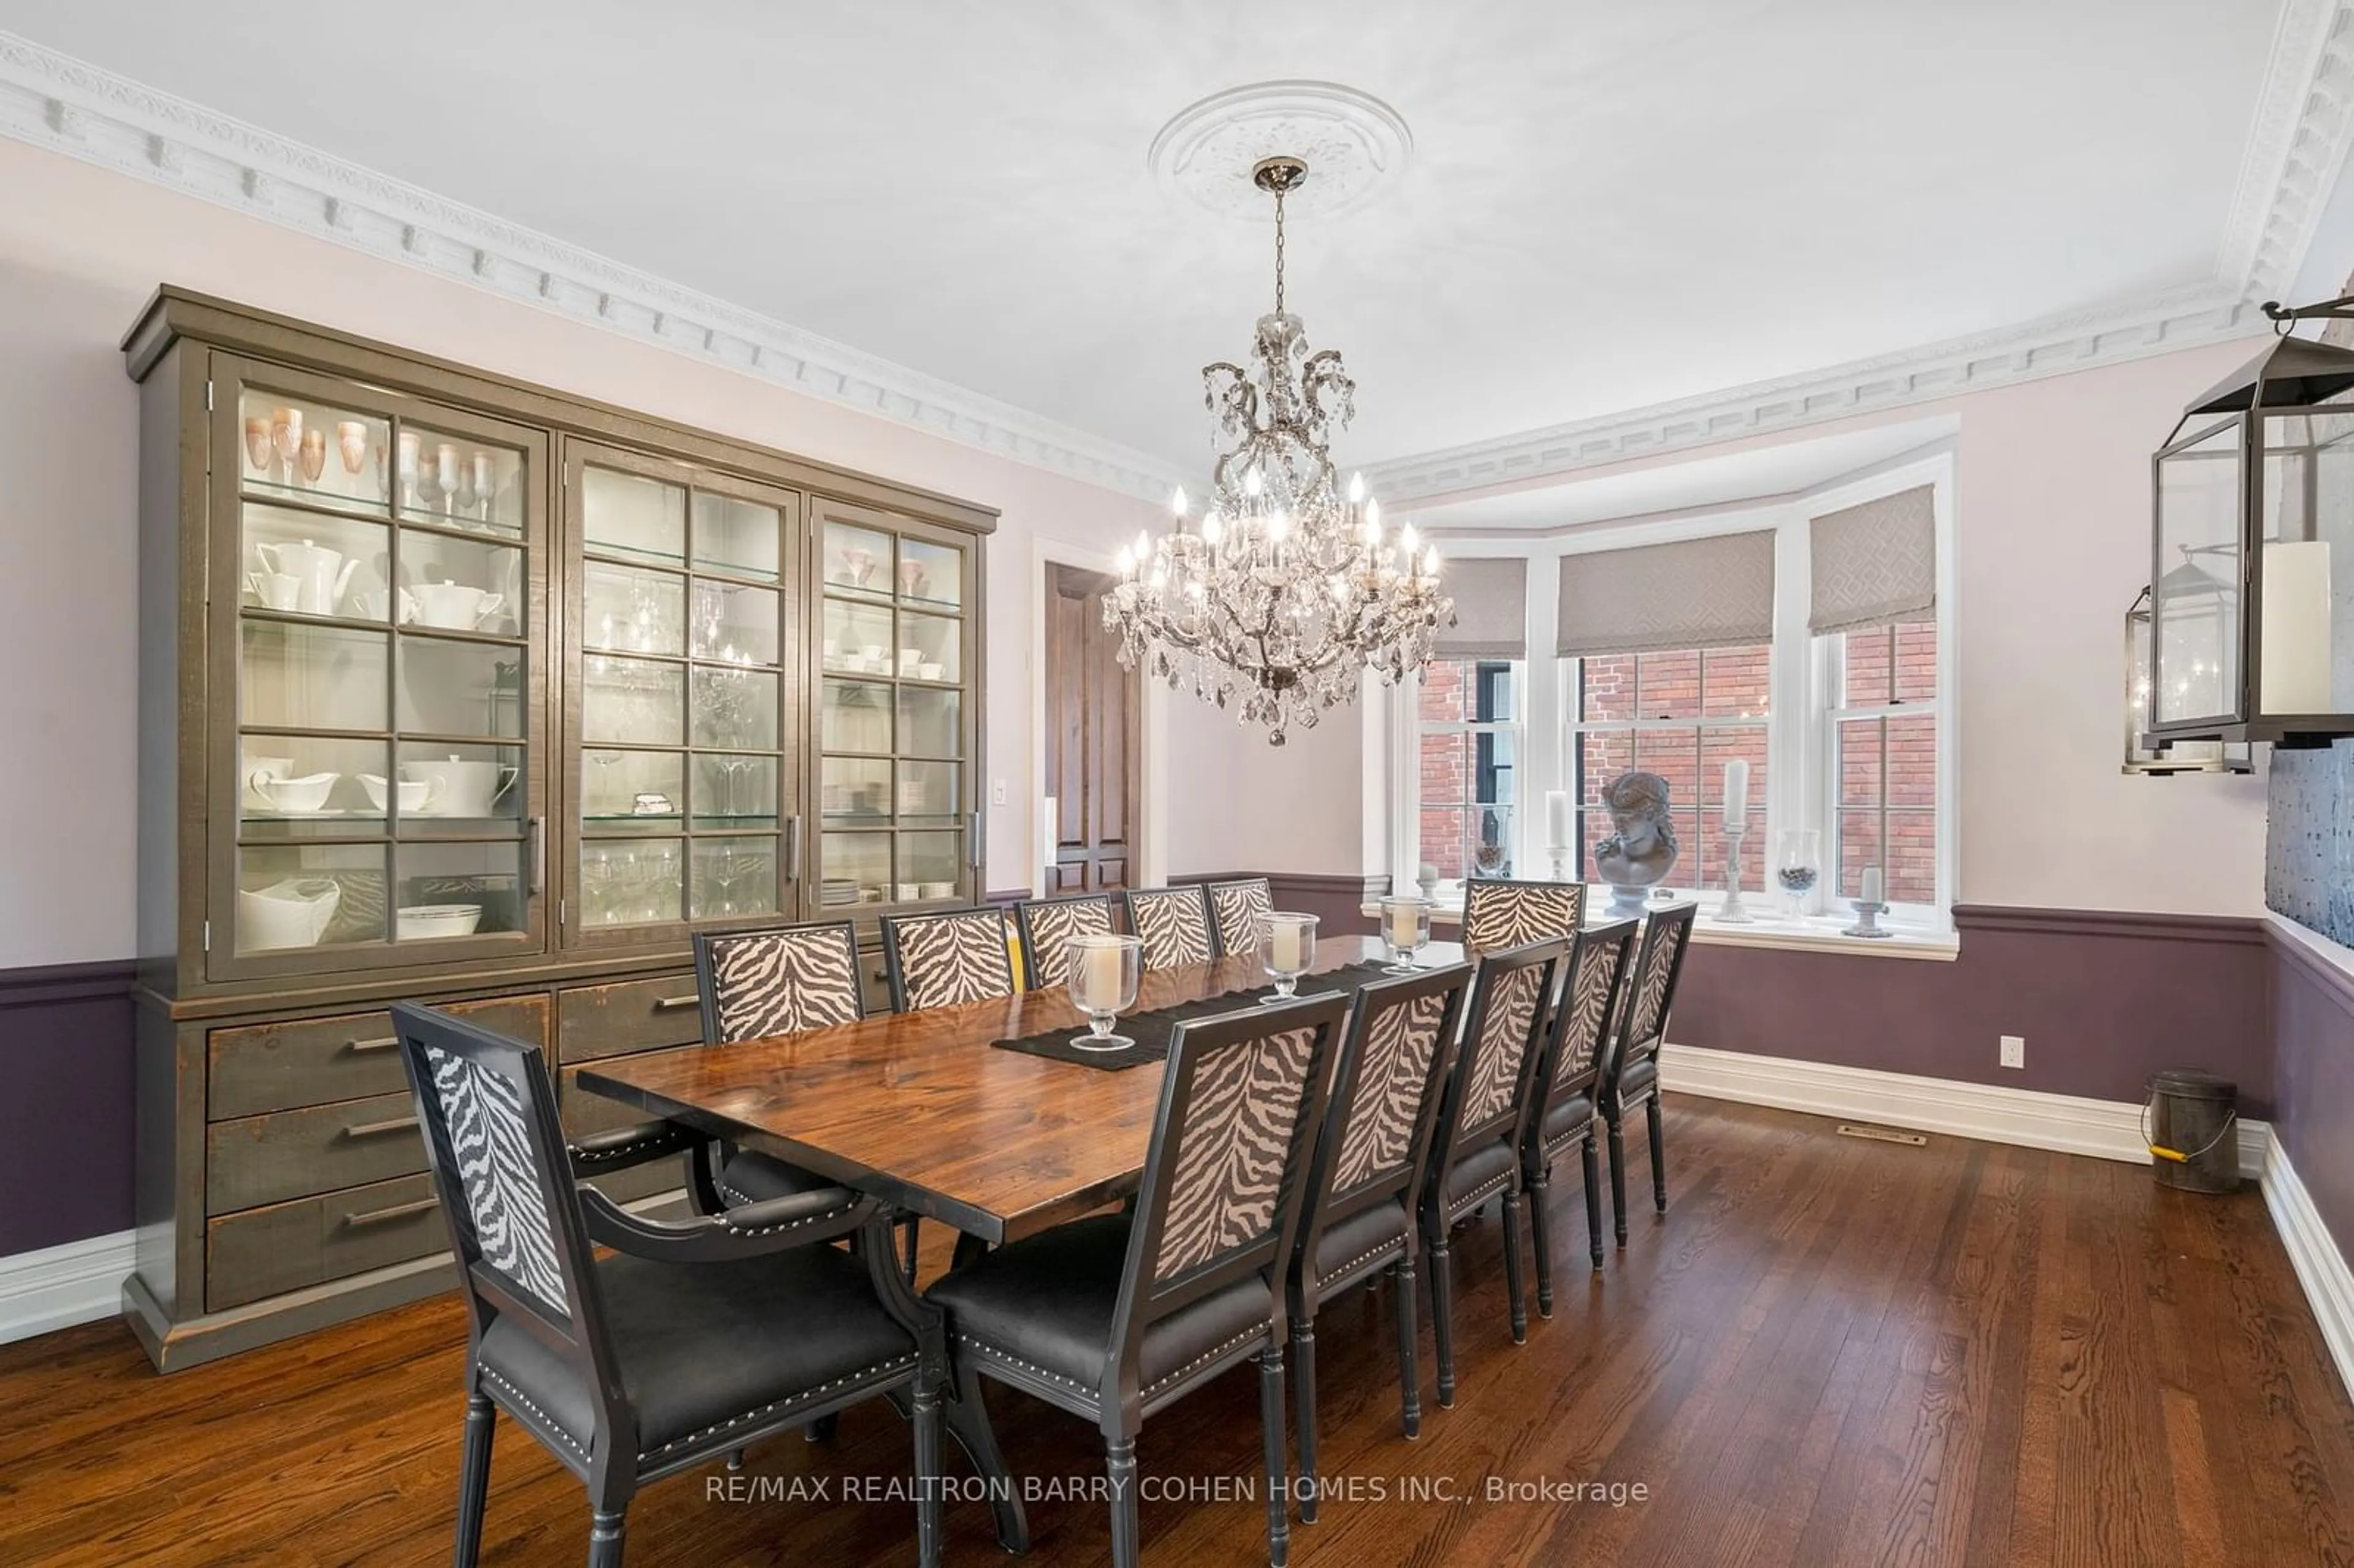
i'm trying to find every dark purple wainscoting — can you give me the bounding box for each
[1169,872,1384,940]
[2270,923,2354,1263]
[0,961,134,1256]
[1672,905,2274,1115]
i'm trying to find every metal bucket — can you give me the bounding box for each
[2143,1069,2239,1194]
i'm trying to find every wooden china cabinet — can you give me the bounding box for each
[123,289,991,1369]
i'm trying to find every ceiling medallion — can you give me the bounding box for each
[1147,80,1413,221]
[1105,147,1450,745]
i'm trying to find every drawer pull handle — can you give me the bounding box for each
[346,1035,400,1054]
[341,1198,438,1228]
[652,995,700,1012]
[343,1115,419,1140]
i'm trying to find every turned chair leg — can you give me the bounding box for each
[586,1507,627,1568]
[1393,1254,1422,1439]
[454,1391,496,1568]
[1607,1116,1629,1246]
[1529,1162,1556,1318]
[1259,1344,1292,1567]
[1429,1235,1458,1409]
[1501,1189,1528,1344]
[1105,1437,1140,1568]
[1290,1319,1319,1524]
[1582,1134,1605,1269]
[1648,1097,1667,1213]
[912,1372,944,1568]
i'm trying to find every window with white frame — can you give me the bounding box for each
[1385,463,1952,932]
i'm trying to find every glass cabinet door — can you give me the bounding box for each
[812,501,979,914]
[564,444,801,944]
[213,356,548,976]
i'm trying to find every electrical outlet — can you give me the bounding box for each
[1999,1035,2025,1070]
[992,778,1008,806]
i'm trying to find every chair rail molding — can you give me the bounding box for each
[0,30,1186,506]
[0,1228,135,1346]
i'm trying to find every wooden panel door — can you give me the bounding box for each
[1043,563,1140,893]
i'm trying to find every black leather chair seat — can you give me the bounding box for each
[717,1147,848,1207]
[1614,1054,1659,1108]
[1308,1198,1407,1289]
[1539,1088,1598,1151]
[926,1215,1272,1399]
[1440,1138,1518,1211]
[478,1243,916,1459]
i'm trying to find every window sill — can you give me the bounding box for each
[1359,900,1960,962]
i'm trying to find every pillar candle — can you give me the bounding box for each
[1545,790,1571,849]
[2261,540,2333,714]
[1271,919,1304,972]
[1387,901,1422,949]
[1861,866,1884,905]
[1079,941,1124,1010]
[1721,759,1749,829]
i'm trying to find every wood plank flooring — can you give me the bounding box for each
[2,1096,2350,1567]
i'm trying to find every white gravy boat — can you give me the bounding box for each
[246,770,338,813]
[411,580,505,631]
[255,540,360,617]
[405,756,518,817]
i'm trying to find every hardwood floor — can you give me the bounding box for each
[4,1096,2351,1567]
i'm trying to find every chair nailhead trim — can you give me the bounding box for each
[1315,1239,1404,1291]
[1140,1323,1268,1398]
[958,1319,1270,1403]
[720,1201,858,1238]
[718,1181,754,1205]
[1447,1172,1510,1220]
[479,1366,589,1461]
[650,1351,920,1456]
[957,1337,1093,1396]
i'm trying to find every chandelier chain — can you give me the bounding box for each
[1273,185,1286,317]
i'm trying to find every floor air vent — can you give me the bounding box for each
[1836,1124,1928,1146]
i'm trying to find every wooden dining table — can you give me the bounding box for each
[579,934,1469,1247]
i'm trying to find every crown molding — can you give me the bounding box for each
[0,31,1187,506]
[2222,0,2354,302]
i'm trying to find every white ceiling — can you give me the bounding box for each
[0,1,2296,476]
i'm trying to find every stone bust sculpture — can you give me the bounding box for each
[1593,770,1678,913]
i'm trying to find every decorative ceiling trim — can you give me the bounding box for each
[1365,285,2266,504]
[2220,0,2354,302]
[1148,80,1412,221]
[0,30,1187,505]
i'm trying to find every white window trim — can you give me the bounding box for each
[1377,446,1959,956]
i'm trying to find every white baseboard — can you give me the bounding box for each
[1659,1041,2272,1178]
[0,1228,134,1346]
[2260,1130,2354,1402]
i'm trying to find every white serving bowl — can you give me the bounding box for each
[396,903,483,940]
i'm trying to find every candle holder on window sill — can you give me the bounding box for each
[1713,826,1754,924]
[1547,845,1570,881]
[1842,899,1894,939]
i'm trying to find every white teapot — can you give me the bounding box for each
[238,877,342,950]
[255,539,359,617]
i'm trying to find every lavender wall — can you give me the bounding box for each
[2270,922,2354,1262]
[0,963,133,1255]
[1672,905,2273,1114]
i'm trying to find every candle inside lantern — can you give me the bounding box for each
[1387,900,1422,949]
[1271,919,1304,972]
[1861,866,1884,905]
[1545,789,1571,849]
[1721,759,1749,829]
[1079,940,1124,1011]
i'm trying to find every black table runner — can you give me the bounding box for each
[991,960,1401,1071]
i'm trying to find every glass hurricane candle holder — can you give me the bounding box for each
[1379,895,1430,973]
[1774,828,1822,919]
[1066,932,1142,1052]
[1257,911,1319,1002]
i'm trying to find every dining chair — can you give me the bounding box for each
[1599,902,1699,1249]
[1417,937,1566,1407]
[1284,962,1472,1523]
[691,922,866,1208]
[1460,877,1587,954]
[1014,891,1121,990]
[923,992,1350,1568]
[1121,885,1216,969]
[1518,918,1638,1307]
[1205,876,1275,956]
[882,907,1018,1012]
[388,1001,944,1568]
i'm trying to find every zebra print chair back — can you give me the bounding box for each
[1119,992,1349,1311]
[1430,939,1567,1173]
[695,921,865,1045]
[1204,877,1274,956]
[1536,918,1637,1113]
[882,908,1017,1013]
[1122,885,1215,969]
[1612,901,1697,1071]
[1014,892,1119,990]
[1461,878,1587,955]
[390,1002,598,1342]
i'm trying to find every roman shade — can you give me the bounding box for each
[1808,484,1936,634]
[1555,531,1776,657]
[1435,557,1528,659]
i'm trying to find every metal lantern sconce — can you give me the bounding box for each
[2124,587,2250,774]
[2143,302,2354,750]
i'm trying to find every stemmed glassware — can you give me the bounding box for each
[1775,828,1822,919]
[1066,933,1142,1052]
[1378,896,1430,973]
[1257,911,1319,1002]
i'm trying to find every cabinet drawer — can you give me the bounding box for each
[560,1066,687,1206]
[206,1171,446,1314]
[209,995,549,1121]
[207,1091,425,1214]
[557,973,704,1062]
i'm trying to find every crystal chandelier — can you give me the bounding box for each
[1103,154,1451,745]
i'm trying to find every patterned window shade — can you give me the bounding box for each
[1435,557,1528,658]
[1555,531,1776,657]
[1808,485,1936,635]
